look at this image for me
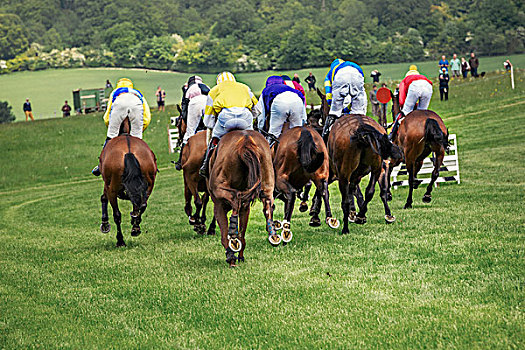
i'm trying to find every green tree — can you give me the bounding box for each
[0,101,15,124]
[0,14,29,59]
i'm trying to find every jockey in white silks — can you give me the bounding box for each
[92,78,151,176]
[254,75,307,147]
[174,76,210,170]
[321,58,367,141]
[199,72,258,177]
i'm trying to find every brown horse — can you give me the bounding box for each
[328,114,403,234]
[181,130,216,235]
[272,126,339,241]
[207,130,281,267]
[99,134,157,246]
[386,91,449,209]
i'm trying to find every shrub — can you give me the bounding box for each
[0,101,16,124]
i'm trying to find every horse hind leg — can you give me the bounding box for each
[237,206,251,262]
[320,180,339,229]
[262,197,281,247]
[299,181,312,212]
[109,194,125,247]
[423,151,444,203]
[309,189,322,227]
[100,194,111,233]
[214,203,236,267]
[404,164,415,209]
[282,191,296,244]
[130,202,143,237]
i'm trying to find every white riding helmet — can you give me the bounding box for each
[216,71,236,84]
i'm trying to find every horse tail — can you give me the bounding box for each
[236,135,262,204]
[425,118,450,151]
[122,152,148,208]
[297,127,324,173]
[351,124,392,159]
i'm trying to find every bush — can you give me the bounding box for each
[0,101,16,124]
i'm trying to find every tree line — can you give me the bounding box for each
[0,0,523,73]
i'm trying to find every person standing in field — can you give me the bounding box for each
[439,68,449,101]
[450,54,461,78]
[23,98,34,121]
[439,55,449,72]
[92,78,151,176]
[155,86,166,112]
[304,72,317,91]
[322,58,366,141]
[389,65,433,140]
[61,100,72,117]
[292,73,301,84]
[469,52,479,78]
[380,83,389,123]
[461,57,470,78]
[369,84,381,119]
[370,70,381,83]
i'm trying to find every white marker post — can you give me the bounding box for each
[511,65,515,89]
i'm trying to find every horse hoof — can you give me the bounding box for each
[207,228,216,235]
[274,220,283,231]
[228,237,242,252]
[268,234,282,247]
[341,228,349,235]
[116,241,126,247]
[100,222,110,233]
[355,216,367,225]
[194,224,206,235]
[131,227,141,237]
[309,217,321,227]
[188,216,196,225]
[348,211,357,223]
[422,194,432,203]
[385,215,396,224]
[326,217,340,229]
[403,203,412,209]
[299,201,308,212]
[282,222,293,243]
[236,256,245,263]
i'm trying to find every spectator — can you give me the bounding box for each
[304,72,317,91]
[380,83,389,124]
[439,68,449,101]
[369,85,381,119]
[469,52,479,77]
[503,60,512,72]
[292,73,301,84]
[450,54,461,78]
[461,57,470,78]
[438,55,449,72]
[155,86,166,112]
[23,98,34,121]
[105,79,113,89]
[370,70,381,83]
[61,100,72,117]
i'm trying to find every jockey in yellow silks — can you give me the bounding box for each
[199,71,258,177]
[92,78,151,176]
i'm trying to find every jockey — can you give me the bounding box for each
[322,58,367,141]
[282,75,306,101]
[174,76,210,170]
[389,65,433,140]
[92,78,151,176]
[199,72,259,177]
[255,75,306,147]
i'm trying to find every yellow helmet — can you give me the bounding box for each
[216,72,236,84]
[116,78,133,89]
[409,65,418,71]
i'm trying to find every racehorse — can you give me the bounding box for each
[385,91,449,209]
[328,114,403,234]
[272,126,339,240]
[181,130,216,235]
[98,132,157,247]
[207,130,281,267]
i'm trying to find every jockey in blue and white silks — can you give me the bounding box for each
[254,75,307,146]
[322,58,367,140]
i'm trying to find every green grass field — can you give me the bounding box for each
[0,69,524,349]
[1,53,524,121]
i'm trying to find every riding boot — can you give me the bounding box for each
[322,114,338,142]
[199,138,218,178]
[92,137,111,176]
[174,143,185,171]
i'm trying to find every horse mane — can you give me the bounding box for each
[424,118,450,152]
[297,127,324,173]
[235,135,262,205]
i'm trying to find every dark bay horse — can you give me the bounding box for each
[99,134,157,246]
[273,126,339,241]
[328,114,403,234]
[208,130,281,267]
[181,130,216,235]
[386,91,449,209]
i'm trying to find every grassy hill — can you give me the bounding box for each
[1,53,524,121]
[0,70,524,348]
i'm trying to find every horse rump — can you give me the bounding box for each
[424,118,450,152]
[122,152,148,208]
[297,127,324,173]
